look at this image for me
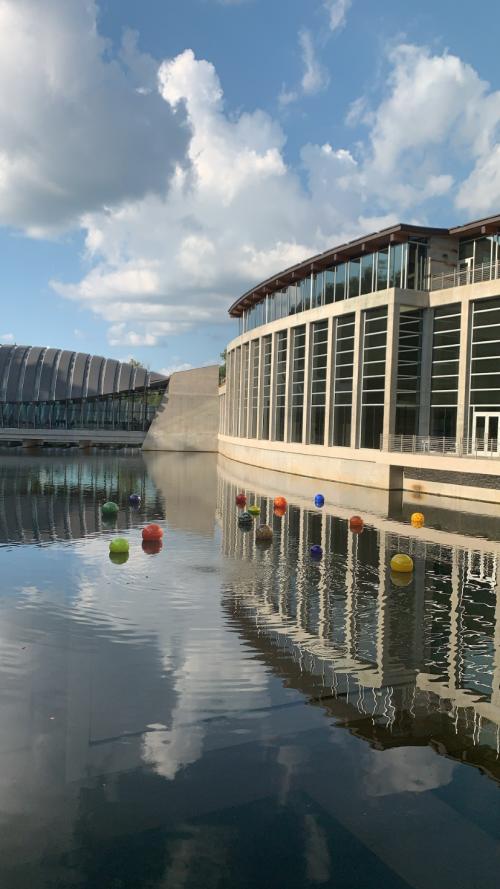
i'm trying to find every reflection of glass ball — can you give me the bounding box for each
[256,524,273,542]
[274,496,287,510]
[390,553,414,573]
[142,539,163,555]
[411,512,425,528]
[129,493,141,507]
[310,544,323,560]
[109,551,129,565]
[314,494,325,508]
[142,523,164,541]
[102,501,119,516]
[274,506,286,518]
[390,571,413,588]
[236,493,247,507]
[238,511,253,528]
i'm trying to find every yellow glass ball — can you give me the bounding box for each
[411,512,425,528]
[248,504,261,516]
[390,553,414,573]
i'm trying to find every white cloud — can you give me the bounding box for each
[324,0,352,32]
[279,29,329,106]
[300,30,329,96]
[0,333,14,344]
[159,362,194,376]
[0,0,189,233]
[1,11,500,348]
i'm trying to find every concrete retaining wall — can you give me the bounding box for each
[143,365,219,453]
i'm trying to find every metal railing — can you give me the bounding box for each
[428,261,500,292]
[381,434,500,458]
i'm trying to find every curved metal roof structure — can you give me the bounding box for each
[0,345,166,402]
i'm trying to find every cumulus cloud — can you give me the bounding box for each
[0,0,189,233]
[1,4,500,349]
[324,0,352,32]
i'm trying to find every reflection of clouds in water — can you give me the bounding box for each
[304,814,331,885]
[364,746,455,797]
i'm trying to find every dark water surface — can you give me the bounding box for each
[0,449,499,888]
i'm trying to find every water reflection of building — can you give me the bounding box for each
[217,461,500,783]
[0,451,164,543]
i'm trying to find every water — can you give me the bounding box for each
[0,449,499,889]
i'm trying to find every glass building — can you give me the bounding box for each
[221,214,500,466]
[0,346,167,433]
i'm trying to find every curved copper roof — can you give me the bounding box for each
[229,216,500,318]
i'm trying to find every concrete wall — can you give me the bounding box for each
[143,365,219,453]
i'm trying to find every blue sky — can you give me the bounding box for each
[2,0,500,374]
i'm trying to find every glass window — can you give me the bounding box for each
[360,307,387,448]
[289,326,306,443]
[312,273,324,308]
[360,254,374,295]
[334,264,346,302]
[249,339,260,438]
[288,285,298,315]
[325,268,335,304]
[260,336,272,440]
[309,321,328,445]
[348,258,360,298]
[430,303,460,435]
[239,342,249,437]
[375,249,388,290]
[273,331,287,441]
[389,243,403,288]
[331,313,355,446]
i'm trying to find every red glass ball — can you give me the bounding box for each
[349,515,364,532]
[236,493,247,507]
[142,523,164,541]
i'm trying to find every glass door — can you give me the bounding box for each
[472,412,500,455]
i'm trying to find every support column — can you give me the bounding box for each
[456,298,471,447]
[268,332,276,441]
[284,328,292,443]
[382,300,400,446]
[350,310,362,449]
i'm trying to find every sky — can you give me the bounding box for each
[2,0,500,375]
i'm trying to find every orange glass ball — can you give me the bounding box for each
[349,515,364,532]
[274,506,286,518]
[274,496,287,510]
[142,523,164,541]
[411,512,425,528]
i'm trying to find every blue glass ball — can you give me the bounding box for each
[314,494,325,508]
[129,493,141,507]
[310,545,323,559]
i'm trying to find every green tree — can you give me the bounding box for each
[219,348,227,384]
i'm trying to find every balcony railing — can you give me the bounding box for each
[381,434,500,458]
[428,260,500,291]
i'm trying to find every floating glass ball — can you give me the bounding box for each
[129,493,141,507]
[390,553,414,573]
[314,494,325,508]
[235,493,247,507]
[142,523,164,541]
[238,511,253,530]
[248,504,261,516]
[411,512,424,528]
[310,544,323,559]
[256,524,273,542]
[274,506,286,519]
[102,501,119,516]
[109,537,129,554]
[274,496,287,510]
